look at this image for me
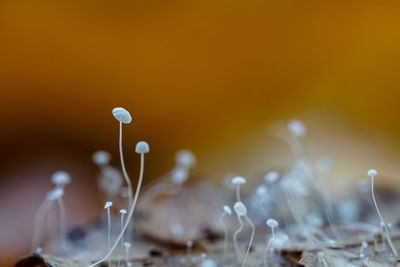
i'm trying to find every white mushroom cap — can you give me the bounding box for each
[171,167,188,185]
[46,187,64,200]
[266,218,279,228]
[367,169,378,177]
[92,151,111,165]
[120,209,127,214]
[104,201,113,209]
[51,171,71,187]
[175,150,196,168]
[234,202,247,216]
[256,185,267,196]
[288,119,306,137]
[135,141,150,154]
[232,176,247,185]
[223,205,232,215]
[112,107,132,124]
[264,171,279,183]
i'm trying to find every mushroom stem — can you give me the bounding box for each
[89,152,146,267]
[118,122,133,208]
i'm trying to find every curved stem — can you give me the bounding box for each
[119,122,133,208]
[242,215,255,267]
[31,200,52,252]
[264,227,275,267]
[89,153,145,267]
[233,215,244,262]
[371,176,398,256]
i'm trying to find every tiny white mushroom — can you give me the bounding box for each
[51,171,71,187]
[112,107,132,124]
[288,119,306,137]
[93,151,111,166]
[264,171,279,184]
[175,150,196,169]
[233,202,254,267]
[264,218,279,267]
[232,176,247,202]
[220,205,232,258]
[104,201,113,254]
[367,168,398,256]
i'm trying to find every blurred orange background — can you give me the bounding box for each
[2,1,400,265]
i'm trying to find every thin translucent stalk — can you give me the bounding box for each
[242,215,255,267]
[118,122,133,208]
[236,185,241,202]
[89,153,145,267]
[57,197,65,248]
[371,176,398,256]
[233,215,244,261]
[264,227,275,267]
[31,200,52,252]
[219,213,228,258]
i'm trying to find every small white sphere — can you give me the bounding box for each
[256,185,267,196]
[104,201,113,209]
[51,171,71,187]
[234,202,247,216]
[175,150,196,168]
[46,188,64,200]
[367,169,378,177]
[92,150,111,165]
[124,242,131,248]
[135,141,150,154]
[264,171,279,183]
[120,209,127,214]
[201,259,217,267]
[112,107,132,124]
[171,167,188,185]
[223,205,232,215]
[266,218,279,228]
[288,119,306,137]
[232,176,247,185]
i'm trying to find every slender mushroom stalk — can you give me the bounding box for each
[368,168,398,256]
[89,141,149,267]
[233,201,253,267]
[264,218,278,267]
[219,205,232,259]
[232,176,246,202]
[112,107,133,208]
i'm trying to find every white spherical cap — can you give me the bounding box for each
[175,150,196,168]
[201,259,217,267]
[112,107,132,124]
[92,150,111,165]
[135,141,150,154]
[288,119,306,137]
[233,202,247,216]
[46,188,64,200]
[256,185,267,196]
[367,169,378,177]
[223,205,232,215]
[51,171,71,186]
[266,218,279,228]
[171,167,188,185]
[232,176,247,185]
[120,209,127,214]
[264,171,279,183]
[104,201,113,209]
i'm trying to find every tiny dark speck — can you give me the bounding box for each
[149,249,163,257]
